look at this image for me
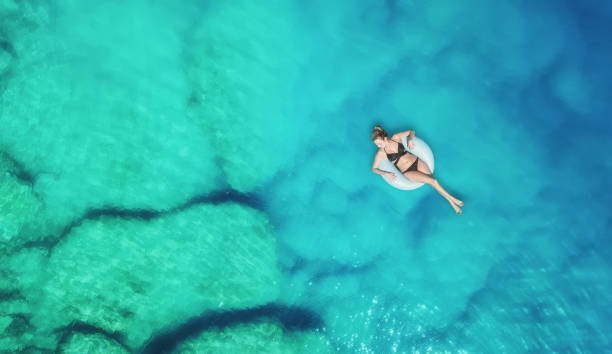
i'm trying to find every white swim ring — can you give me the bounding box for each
[377,136,435,190]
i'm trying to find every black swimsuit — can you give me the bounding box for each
[384,139,419,173]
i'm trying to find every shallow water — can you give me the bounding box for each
[0,0,611,352]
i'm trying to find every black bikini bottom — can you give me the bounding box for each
[400,157,419,173]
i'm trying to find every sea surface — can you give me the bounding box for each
[0,0,611,353]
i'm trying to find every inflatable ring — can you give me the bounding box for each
[377,136,435,190]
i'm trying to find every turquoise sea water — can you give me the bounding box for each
[1,0,611,352]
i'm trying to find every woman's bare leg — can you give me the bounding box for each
[416,158,432,175]
[416,159,463,206]
[403,170,463,214]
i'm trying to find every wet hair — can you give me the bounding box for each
[371,125,387,141]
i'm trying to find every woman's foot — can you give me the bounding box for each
[450,201,462,214]
[452,197,464,206]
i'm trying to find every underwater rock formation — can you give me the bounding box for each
[1,202,281,350]
[186,0,305,193]
[172,317,330,354]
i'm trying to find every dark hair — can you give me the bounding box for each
[371,125,387,141]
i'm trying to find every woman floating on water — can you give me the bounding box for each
[371,125,464,214]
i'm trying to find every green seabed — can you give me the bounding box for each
[2,0,612,353]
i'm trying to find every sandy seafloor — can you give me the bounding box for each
[1,0,611,353]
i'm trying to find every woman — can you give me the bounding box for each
[371,125,464,214]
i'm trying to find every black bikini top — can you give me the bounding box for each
[384,139,408,164]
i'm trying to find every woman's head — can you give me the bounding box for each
[372,125,387,147]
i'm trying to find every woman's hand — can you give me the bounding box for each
[408,138,414,150]
[387,172,397,181]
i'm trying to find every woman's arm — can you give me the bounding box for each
[372,151,393,176]
[393,130,415,149]
[392,129,415,141]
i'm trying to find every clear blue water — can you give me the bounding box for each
[0,0,611,352]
